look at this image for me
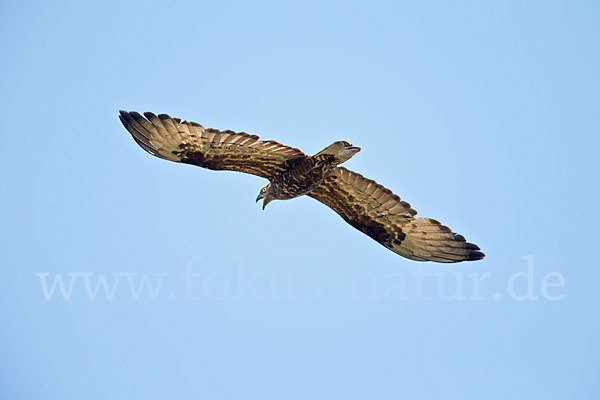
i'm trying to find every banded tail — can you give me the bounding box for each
[314,141,361,164]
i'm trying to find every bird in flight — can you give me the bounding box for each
[119,111,484,263]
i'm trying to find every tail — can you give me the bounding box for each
[314,141,361,164]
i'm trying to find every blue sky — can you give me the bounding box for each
[1,0,599,399]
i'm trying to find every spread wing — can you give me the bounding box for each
[308,167,484,262]
[119,111,306,179]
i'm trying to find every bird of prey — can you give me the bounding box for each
[119,111,484,263]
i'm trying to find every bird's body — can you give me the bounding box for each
[270,157,328,199]
[268,142,360,200]
[119,111,485,263]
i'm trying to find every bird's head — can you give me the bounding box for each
[256,183,274,210]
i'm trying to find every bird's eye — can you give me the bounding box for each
[262,187,267,193]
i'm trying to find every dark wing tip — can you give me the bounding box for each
[460,238,485,260]
[466,250,486,261]
[119,110,139,122]
[453,233,466,242]
[463,242,480,251]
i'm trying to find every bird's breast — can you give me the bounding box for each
[272,159,332,200]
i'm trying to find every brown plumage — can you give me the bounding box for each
[119,111,484,263]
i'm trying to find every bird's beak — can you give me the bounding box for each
[256,194,264,203]
[262,197,273,210]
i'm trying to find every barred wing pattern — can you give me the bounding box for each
[119,111,306,179]
[308,167,484,262]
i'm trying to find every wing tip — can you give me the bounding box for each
[459,238,485,261]
[143,111,157,120]
[466,250,486,261]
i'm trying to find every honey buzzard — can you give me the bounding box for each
[119,111,484,262]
